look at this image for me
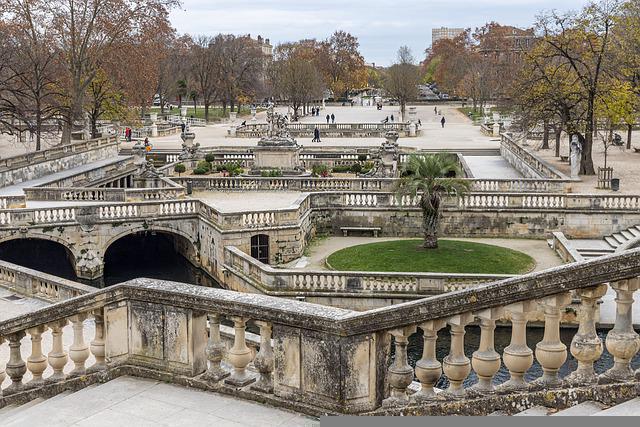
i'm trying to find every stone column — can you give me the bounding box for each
[4,331,27,395]
[27,325,48,387]
[47,320,68,381]
[532,293,571,388]
[442,313,473,398]
[224,316,256,387]
[251,321,274,393]
[601,279,640,382]
[382,325,417,407]
[471,307,504,394]
[69,313,90,376]
[413,320,446,402]
[499,301,536,391]
[203,313,229,382]
[565,285,607,385]
[89,309,106,372]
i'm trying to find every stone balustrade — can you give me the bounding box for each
[223,246,510,298]
[501,133,569,180]
[24,187,127,202]
[1,249,639,415]
[173,176,572,194]
[0,260,93,302]
[0,196,26,209]
[235,122,413,138]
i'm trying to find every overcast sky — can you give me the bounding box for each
[170,0,591,66]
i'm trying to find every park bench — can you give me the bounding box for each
[633,147,640,153]
[341,226,381,237]
[560,155,569,162]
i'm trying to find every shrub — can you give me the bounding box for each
[350,163,362,174]
[204,153,216,163]
[173,163,186,176]
[222,161,243,177]
[331,165,351,173]
[196,160,212,172]
[358,154,368,162]
[261,169,282,177]
[361,161,375,174]
[193,167,208,175]
[312,164,330,177]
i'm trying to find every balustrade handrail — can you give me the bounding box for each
[0,136,118,172]
[2,248,640,339]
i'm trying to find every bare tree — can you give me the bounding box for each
[190,35,221,122]
[383,46,420,121]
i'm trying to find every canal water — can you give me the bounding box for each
[1,238,638,384]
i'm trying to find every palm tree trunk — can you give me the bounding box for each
[422,208,440,249]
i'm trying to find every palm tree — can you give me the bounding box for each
[398,154,470,249]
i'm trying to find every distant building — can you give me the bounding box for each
[476,25,536,61]
[432,27,465,45]
[254,35,273,58]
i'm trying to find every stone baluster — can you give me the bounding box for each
[442,312,473,398]
[27,325,48,387]
[413,320,446,402]
[532,292,571,388]
[89,309,106,372]
[224,316,256,387]
[0,337,5,395]
[69,314,90,376]
[601,279,640,382]
[203,313,229,382]
[471,307,504,394]
[4,331,27,395]
[251,321,274,393]
[499,301,536,391]
[382,325,417,407]
[565,284,607,385]
[47,320,68,381]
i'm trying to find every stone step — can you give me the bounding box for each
[514,406,554,416]
[620,230,634,241]
[604,236,621,248]
[593,398,640,416]
[551,401,606,416]
[611,233,628,245]
[628,227,640,238]
[577,250,612,258]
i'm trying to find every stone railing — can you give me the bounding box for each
[24,187,127,202]
[36,157,135,189]
[0,137,120,188]
[500,133,568,180]
[223,246,509,297]
[234,122,412,138]
[1,249,639,415]
[0,195,27,209]
[172,176,572,194]
[550,231,583,263]
[0,260,93,302]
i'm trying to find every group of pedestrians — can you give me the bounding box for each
[325,113,336,124]
[310,107,320,117]
[434,106,446,128]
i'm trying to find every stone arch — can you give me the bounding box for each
[103,225,199,259]
[0,234,79,280]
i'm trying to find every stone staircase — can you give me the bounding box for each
[572,225,640,259]
[499,398,640,416]
[0,377,317,427]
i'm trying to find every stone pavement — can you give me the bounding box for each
[298,236,563,272]
[194,191,307,213]
[1,376,318,427]
[463,156,522,179]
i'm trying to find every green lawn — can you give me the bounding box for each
[326,239,535,274]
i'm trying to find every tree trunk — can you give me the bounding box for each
[554,125,562,158]
[35,113,42,151]
[627,123,633,150]
[581,100,596,175]
[422,209,440,249]
[541,120,550,149]
[205,103,210,123]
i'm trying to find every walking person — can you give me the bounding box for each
[331,113,335,124]
[313,126,321,143]
[441,116,446,128]
[390,114,394,123]
[434,106,438,115]
[311,107,315,116]
[326,114,330,124]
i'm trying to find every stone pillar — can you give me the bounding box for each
[442,312,473,398]
[224,316,256,387]
[565,284,607,385]
[27,325,48,387]
[382,325,417,407]
[180,106,188,118]
[409,122,416,137]
[89,309,106,372]
[229,112,237,123]
[203,313,229,382]
[149,113,158,137]
[4,331,27,395]
[251,107,257,122]
[499,301,536,391]
[47,320,68,382]
[413,320,446,402]
[252,321,274,393]
[471,307,504,394]
[532,293,571,388]
[601,279,640,382]
[493,122,501,137]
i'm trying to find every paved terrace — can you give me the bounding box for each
[195,191,308,213]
